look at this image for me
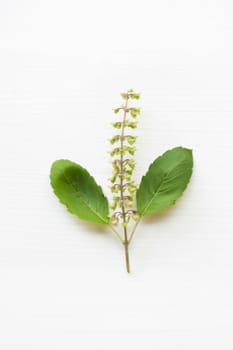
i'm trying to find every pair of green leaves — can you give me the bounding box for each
[50,147,193,224]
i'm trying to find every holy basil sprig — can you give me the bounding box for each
[50,90,193,273]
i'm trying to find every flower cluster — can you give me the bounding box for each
[109,90,140,227]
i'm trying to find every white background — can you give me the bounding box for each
[0,0,233,348]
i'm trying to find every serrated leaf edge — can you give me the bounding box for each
[50,159,109,224]
[137,147,193,217]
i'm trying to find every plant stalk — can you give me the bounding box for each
[123,229,130,273]
[120,94,130,272]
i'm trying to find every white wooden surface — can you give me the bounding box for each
[1,0,233,349]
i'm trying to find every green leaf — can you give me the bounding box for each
[50,160,109,224]
[136,147,193,217]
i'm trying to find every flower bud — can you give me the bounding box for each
[132,212,140,222]
[126,136,137,145]
[126,200,133,208]
[128,183,137,194]
[124,121,138,129]
[123,173,131,181]
[110,148,121,156]
[112,122,122,129]
[113,195,120,203]
[131,93,140,100]
[124,146,136,155]
[110,184,120,193]
[125,168,133,176]
[111,215,119,225]
[122,219,130,227]
[127,159,136,169]
[110,135,120,144]
[109,174,117,183]
[130,108,141,118]
[121,93,127,100]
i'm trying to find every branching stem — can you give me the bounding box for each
[110,90,141,272]
[109,225,123,243]
[128,220,140,244]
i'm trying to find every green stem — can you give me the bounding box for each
[123,234,130,273]
[128,219,140,244]
[120,94,130,272]
[109,225,123,243]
